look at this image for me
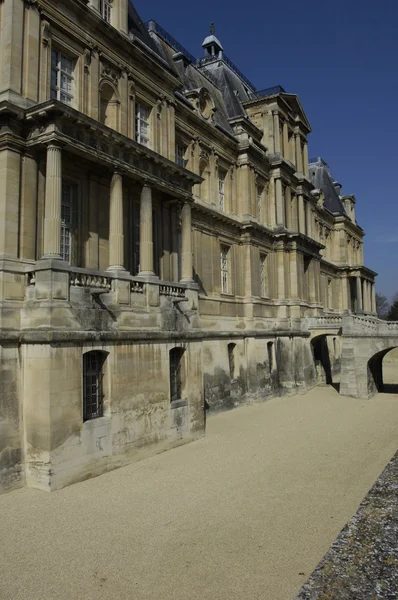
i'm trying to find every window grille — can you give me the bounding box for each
[218,169,226,210]
[83,351,106,421]
[260,254,268,297]
[267,342,274,373]
[61,183,73,263]
[170,348,184,402]
[135,103,150,146]
[176,144,187,167]
[221,244,230,294]
[228,343,236,379]
[99,0,112,23]
[51,50,74,105]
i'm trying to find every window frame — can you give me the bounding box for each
[175,142,188,168]
[51,48,75,106]
[83,351,107,422]
[61,182,75,264]
[99,0,112,23]
[135,102,150,147]
[218,168,226,210]
[169,347,185,403]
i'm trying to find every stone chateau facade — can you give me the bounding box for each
[0,0,377,493]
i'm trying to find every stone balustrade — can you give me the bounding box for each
[159,284,186,298]
[343,315,398,336]
[307,315,343,329]
[70,271,113,290]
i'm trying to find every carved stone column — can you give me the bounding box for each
[285,186,292,230]
[298,194,305,234]
[42,143,62,259]
[273,111,281,154]
[275,178,284,226]
[139,184,154,276]
[295,133,303,173]
[356,276,363,312]
[108,170,124,271]
[371,283,376,313]
[276,246,285,300]
[306,201,312,237]
[283,122,289,160]
[180,200,193,282]
[303,142,309,177]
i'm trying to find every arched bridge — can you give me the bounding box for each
[308,315,398,398]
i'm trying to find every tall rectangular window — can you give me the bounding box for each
[51,50,74,105]
[135,103,150,146]
[170,348,185,403]
[99,0,112,23]
[83,351,106,421]
[260,253,268,297]
[218,169,226,210]
[61,183,73,263]
[176,143,187,168]
[221,244,231,294]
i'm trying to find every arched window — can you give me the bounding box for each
[99,82,119,130]
[83,351,107,421]
[169,347,185,403]
[227,343,236,380]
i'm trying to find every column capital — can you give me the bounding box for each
[46,141,64,151]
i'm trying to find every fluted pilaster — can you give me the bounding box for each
[42,143,62,259]
[139,184,154,276]
[108,170,125,271]
[295,133,303,173]
[275,178,284,226]
[273,111,281,154]
[180,201,193,282]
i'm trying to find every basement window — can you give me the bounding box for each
[83,351,107,421]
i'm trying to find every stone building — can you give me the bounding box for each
[0,0,377,494]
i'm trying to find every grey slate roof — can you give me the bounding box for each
[197,60,255,119]
[309,159,346,216]
[128,3,165,59]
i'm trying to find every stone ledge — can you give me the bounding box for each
[0,328,311,344]
[294,450,398,600]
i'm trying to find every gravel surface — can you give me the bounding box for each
[1,385,397,600]
[294,450,398,600]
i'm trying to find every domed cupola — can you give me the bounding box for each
[202,23,223,59]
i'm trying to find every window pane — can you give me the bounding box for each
[61,56,73,74]
[51,50,58,67]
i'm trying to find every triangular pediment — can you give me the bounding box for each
[281,93,311,132]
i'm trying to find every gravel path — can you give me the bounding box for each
[1,386,397,600]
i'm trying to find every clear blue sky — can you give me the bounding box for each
[134,0,398,300]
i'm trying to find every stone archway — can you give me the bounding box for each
[310,333,342,389]
[368,347,398,395]
[340,333,398,398]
